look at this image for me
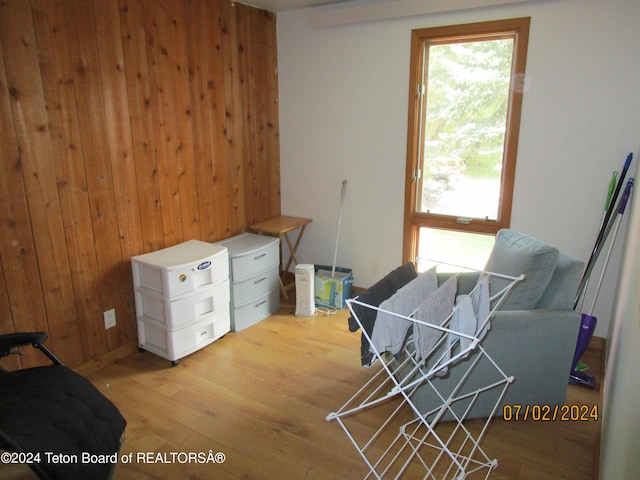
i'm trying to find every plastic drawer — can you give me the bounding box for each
[135,279,229,329]
[231,265,279,307]
[137,308,230,361]
[231,287,280,332]
[216,233,279,282]
[132,241,228,298]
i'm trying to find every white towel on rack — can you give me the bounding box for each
[370,268,438,357]
[413,276,457,363]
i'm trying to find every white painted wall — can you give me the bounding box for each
[277,0,640,338]
[599,159,640,479]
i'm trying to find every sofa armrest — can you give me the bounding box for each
[409,308,581,420]
[476,308,582,411]
[489,308,581,348]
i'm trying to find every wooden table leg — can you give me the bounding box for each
[277,233,288,300]
[283,224,308,273]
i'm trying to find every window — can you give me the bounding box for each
[403,18,530,266]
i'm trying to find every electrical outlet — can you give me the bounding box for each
[104,309,116,329]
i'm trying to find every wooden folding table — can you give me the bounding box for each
[249,215,312,299]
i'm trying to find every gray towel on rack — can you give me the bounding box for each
[413,276,457,363]
[348,262,418,366]
[437,276,490,375]
[453,295,477,353]
[472,275,491,341]
[437,294,477,376]
[369,268,438,357]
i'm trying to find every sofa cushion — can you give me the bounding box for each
[536,252,584,310]
[484,229,559,310]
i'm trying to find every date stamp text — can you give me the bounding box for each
[503,404,599,421]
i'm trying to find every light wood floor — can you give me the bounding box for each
[4,297,603,479]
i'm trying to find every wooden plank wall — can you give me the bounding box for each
[0,0,280,369]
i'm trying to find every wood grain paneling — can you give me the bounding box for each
[0,0,280,369]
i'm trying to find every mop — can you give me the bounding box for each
[317,180,348,279]
[570,177,634,387]
[575,170,616,372]
[315,180,351,310]
[331,179,347,277]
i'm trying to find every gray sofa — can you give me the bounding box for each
[408,229,584,420]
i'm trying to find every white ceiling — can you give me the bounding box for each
[236,0,537,19]
[238,0,539,28]
[236,0,354,12]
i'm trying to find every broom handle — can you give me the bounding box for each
[587,186,631,315]
[575,178,634,310]
[591,154,632,259]
[331,180,347,277]
[574,153,633,309]
[577,170,618,311]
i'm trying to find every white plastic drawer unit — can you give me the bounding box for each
[131,239,231,365]
[131,240,229,299]
[216,233,279,282]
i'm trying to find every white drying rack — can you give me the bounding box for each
[326,260,524,480]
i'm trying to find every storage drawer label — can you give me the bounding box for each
[197,260,212,270]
